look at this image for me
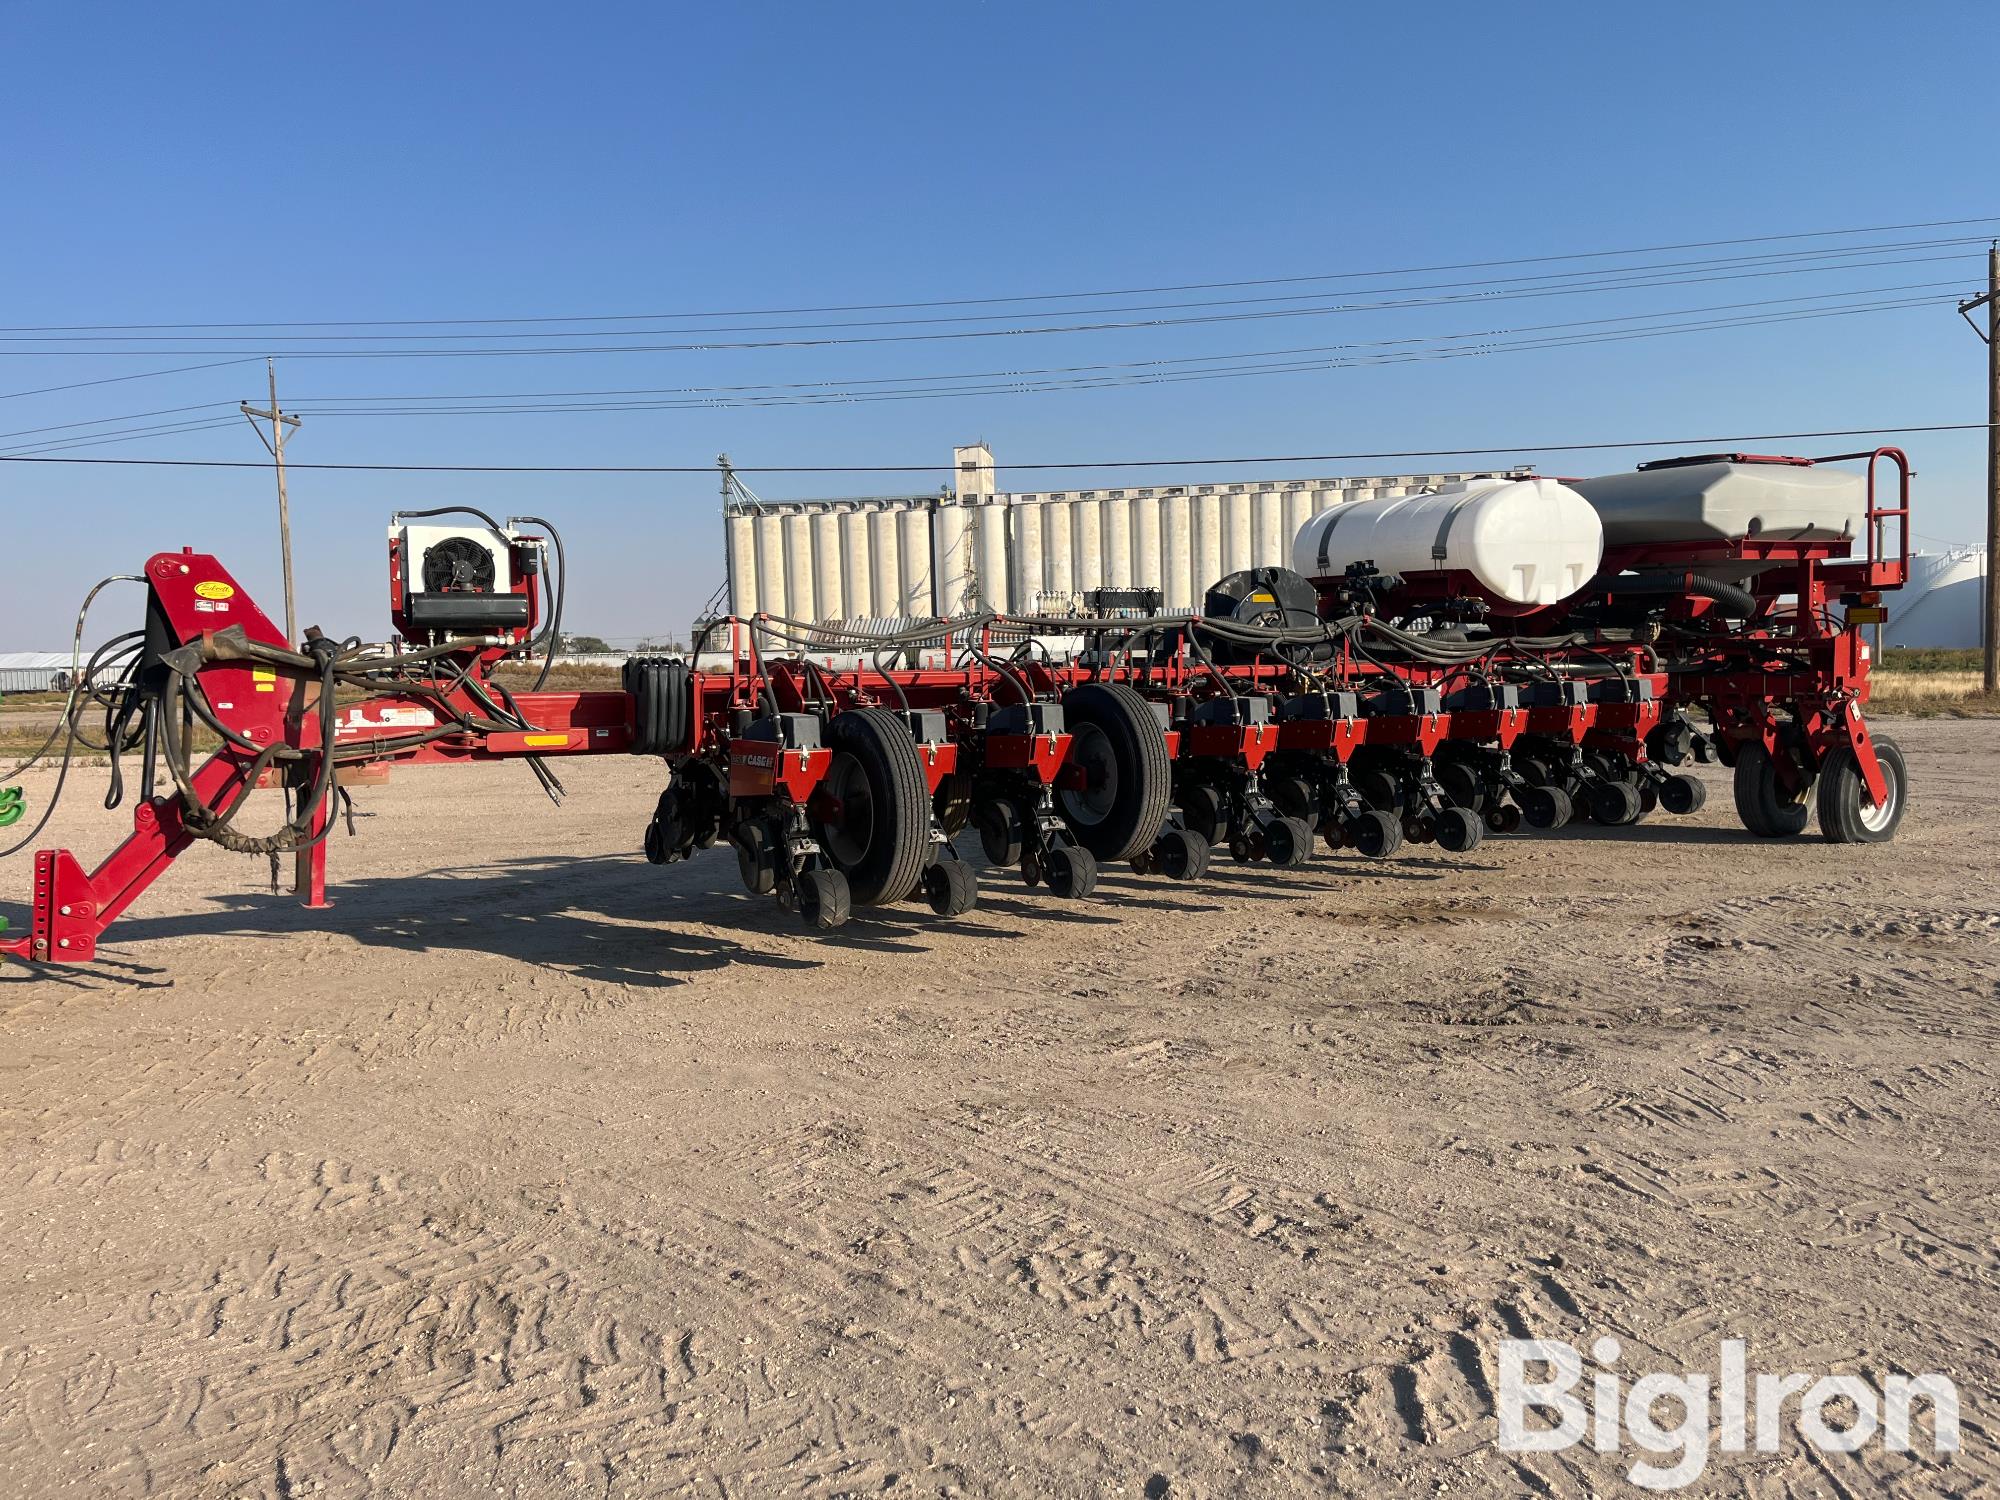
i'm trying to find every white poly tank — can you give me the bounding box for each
[1292,476,1604,607]
[1571,459,1865,548]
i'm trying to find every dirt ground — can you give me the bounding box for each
[0,719,1993,1498]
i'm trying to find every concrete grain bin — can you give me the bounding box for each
[933,501,974,617]
[1102,494,1132,591]
[1012,501,1044,612]
[839,508,874,618]
[754,511,788,619]
[898,505,932,616]
[717,447,1509,624]
[869,507,901,621]
[974,500,1010,612]
[726,512,758,616]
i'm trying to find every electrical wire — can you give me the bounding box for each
[0,248,1981,358]
[0,421,1984,475]
[2,241,1981,345]
[266,291,1961,417]
[7,215,1995,331]
[273,279,1967,411]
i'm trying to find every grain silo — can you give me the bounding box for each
[720,444,1508,624]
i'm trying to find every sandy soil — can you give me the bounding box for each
[0,720,1993,1498]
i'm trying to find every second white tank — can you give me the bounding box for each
[1291,476,1603,606]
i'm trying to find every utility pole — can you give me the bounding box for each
[241,359,303,645]
[1956,246,2000,692]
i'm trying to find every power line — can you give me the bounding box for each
[2,237,1982,344]
[0,422,1984,475]
[278,292,1955,416]
[0,401,238,444]
[4,292,1952,449]
[0,357,263,402]
[0,249,1976,359]
[274,280,1968,410]
[0,417,245,456]
[4,214,1995,331]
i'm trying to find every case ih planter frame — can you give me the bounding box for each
[2,449,1910,964]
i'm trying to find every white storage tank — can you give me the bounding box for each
[1293,476,1604,607]
[1571,457,1865,549]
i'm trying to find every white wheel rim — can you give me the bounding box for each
[1859,761,1899,832]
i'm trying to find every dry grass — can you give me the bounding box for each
[1869,672,2000,717]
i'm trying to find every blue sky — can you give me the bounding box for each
[2,2,1995,643]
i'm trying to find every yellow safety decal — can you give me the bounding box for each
[194,580,235,600]
[252,667,277,693]
[522,733,569,747]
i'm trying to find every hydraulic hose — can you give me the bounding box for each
[1588,570,1759,618]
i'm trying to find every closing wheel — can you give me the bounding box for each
[1354,764,1404,814]
[1589,779,1645,827]
[1348,810,1403,857]
[1658,773,1709,816]
[975,799,1026,866]
[1434,805,1486,854]
[922,857,980,915]
[1514,752,1555,789]
[1058,683,1173,862]
[1347,809,1404,858]
[643,820,669,865]
[1152,826,1211,880]
[934,772,972,838]
[1733,743,1811,838]
[1178,783,1224,846]
[1817,732,1907,844]
[818,708,932,904]
[1264,815,1312,868]
[797,868,852,930]
[734,823,777,895]
[1483,803,1523,835]
[1520,785,1573,830]
[1043,843,1099,899]
[1435,758,1486,811]
[1265,773,1316,823]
